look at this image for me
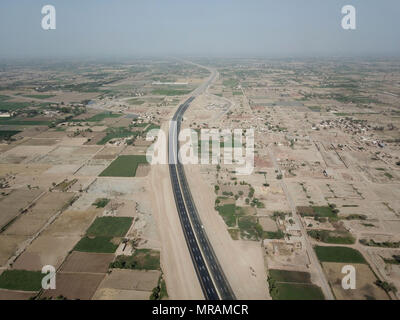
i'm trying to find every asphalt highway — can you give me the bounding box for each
[168,73,235,300]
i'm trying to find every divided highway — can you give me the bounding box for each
[168,72,235,300]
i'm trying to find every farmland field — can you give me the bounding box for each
[41,273,105,300]
[151,88,192,96]
[99,155,148,177]
[97,127,139,145]
[0,130,21,140]
[322,262,389,300]
[0,101,30,111]
[268,269,311,283]
[0,119,51,126]
[314,246,366,264]
[73,236,119,253]
[271,282,325,300]
[216,204,237,227]
[0,270,42,291]
[60,251,115,273]
[268,269,324,300]
[85,112,121,122]
[86,217,133,237]
[110,249,160,270]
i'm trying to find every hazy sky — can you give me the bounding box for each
[0,0,399,58]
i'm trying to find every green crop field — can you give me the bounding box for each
[110,249,160,270]
[0,119,52,126]
[86,112,121,122]
[314,246,366,264]
[308,230,355,245]
[272,283,325,300]
[268,269,311,284]
[312,206,336,217]
[216,204,237,227]
[151,88,192,96]
[0,130,21,140]
[86,217,133,237]
[238,216,265,241]
[144,123,160,134]
[127,99,145,105]
[73,236,119,253]
[97,127,139,145]
[268,269,324,300]
[223,79,239,88]
[0,270,43,291]
[0,101,31,111]
[99,155,148,177]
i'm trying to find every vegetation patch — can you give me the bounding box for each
[97,127,139,145]
[73,236,119,253]
[375,280,397,294]
[0,270,42,291]
[308,106,321,112]
[127,99,145,105]
[0,101,30,111]
[223,79,239,88]
[53,179,77,191]
[99,155,147,177]
[270,283,324,300]
[264,230,284,240]
[0,130,21,140]
[267,269,323,300]
[342,214,367,220]
[383,255,400,265]
[143,123,160,134]
[86,112,121,122]
[359,239,400,248]
[268,269,311,284]
[151,88,192,96]
[110,249,160,270]
[0,119,51,126]
[227,228,240,240]
[150,274,168,300]
[92,198,110,208]
[314,246,366,264]
[86,217,133,237]
[238,216,265,241]
[308,230,355,244]
[298,205,339,221]
[216,204,237,227]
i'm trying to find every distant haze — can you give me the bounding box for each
[0,0,399,59]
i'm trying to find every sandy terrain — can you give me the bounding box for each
[96,269,160,291]
[12,235,80,271]
[0,188,44,230]
[0,235,29,267]
[322,262,389,300]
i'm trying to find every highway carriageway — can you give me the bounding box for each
[168,96,235,300]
